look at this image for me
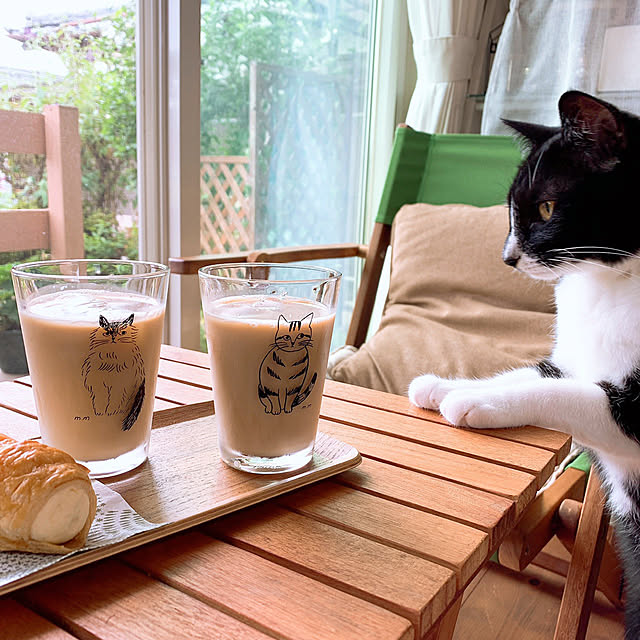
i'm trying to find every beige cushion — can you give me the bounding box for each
[329,203,556,396]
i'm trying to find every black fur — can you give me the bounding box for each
[616,520,640,637]
[597,372,640,445]
[535,359,563,379]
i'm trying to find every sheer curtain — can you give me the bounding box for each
[405,0,507,133]
[481,0,640,134]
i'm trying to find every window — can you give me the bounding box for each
[198,0,376,348]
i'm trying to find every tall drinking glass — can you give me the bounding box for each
[199,263,341,474]
[12,260,169,478]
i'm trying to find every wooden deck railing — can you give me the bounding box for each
[200,156,252,254]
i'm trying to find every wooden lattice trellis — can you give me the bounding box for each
[200,155,252,254]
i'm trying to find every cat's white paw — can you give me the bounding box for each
[408,374,456,410]
[439,389,523,429]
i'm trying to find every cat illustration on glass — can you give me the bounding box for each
[408,91,640,638]
[258,312,317,415]
[81,313,146,431]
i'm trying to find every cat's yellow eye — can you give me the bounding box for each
[538,200,555,221]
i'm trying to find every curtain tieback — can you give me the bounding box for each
[413,35,478,83]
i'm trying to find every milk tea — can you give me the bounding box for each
[19,289,164,462]
[204,295,335,463]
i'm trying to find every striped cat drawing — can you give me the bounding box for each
[258,312,317,415]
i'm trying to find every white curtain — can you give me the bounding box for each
[482,0,640,134]
[406,0,505,133]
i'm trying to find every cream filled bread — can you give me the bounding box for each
[0,433,97,554]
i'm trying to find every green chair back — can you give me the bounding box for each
[375,127,523,226]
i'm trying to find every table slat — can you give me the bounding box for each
[322,396,556,478]
[336,457,515,548]
[159,357,211,388]
[124,532,414,640]
[208,504,456,637]
[278,482,488,588]
[161,343,210,368]
[0,598,74,639]
[319,419,538,515]
[155,376,213,404]
[324,380,572,459]
[18,560,272,640]
[0,406,39,440]
[0,381,37,417]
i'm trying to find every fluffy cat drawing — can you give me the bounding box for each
[82,313,145,431]
[258,312,317,415]
[408,91,640,637]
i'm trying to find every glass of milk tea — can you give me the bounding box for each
[11,260,169,478]
[199,263,341,474]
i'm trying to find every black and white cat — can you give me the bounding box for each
[408,91,640,637]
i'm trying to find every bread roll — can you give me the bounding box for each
[0,433,97,554]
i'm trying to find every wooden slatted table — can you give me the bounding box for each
[0,344,571,640]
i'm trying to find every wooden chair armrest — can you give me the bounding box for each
[169,251,253,275]
[247,243,367,263]
[169,244,367,275]
[498,466,587,572]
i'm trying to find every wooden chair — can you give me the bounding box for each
[169,124,620,638]
[0,104,84,259]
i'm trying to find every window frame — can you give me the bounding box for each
[137,0,201,349]
[136,0,412,348]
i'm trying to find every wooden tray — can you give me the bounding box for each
[1,404,361,596]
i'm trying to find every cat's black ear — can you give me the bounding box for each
[558,91,626,166]
[99,315,109,330]
[501,119,557,147]
[123,314,134,327]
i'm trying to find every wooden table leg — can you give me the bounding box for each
[424,594,462,640]
[553,470,609,640]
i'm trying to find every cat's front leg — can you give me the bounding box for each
[409,367,543,411]
[438,378,638,459]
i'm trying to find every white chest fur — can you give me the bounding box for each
[553,266,640,385]
[551,264,640,516]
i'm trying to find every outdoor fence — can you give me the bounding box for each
[200,155,252,254]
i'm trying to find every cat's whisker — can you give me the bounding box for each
[549,245,633,253]
[545,258,580,276]
[548,246,639,259]
[555,256,640,281]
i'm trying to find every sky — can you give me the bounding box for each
[1,1,124,30]
[0,1,124,78]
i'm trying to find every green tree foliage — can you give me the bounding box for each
[200,0,361,156]
[0,4,137,260]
